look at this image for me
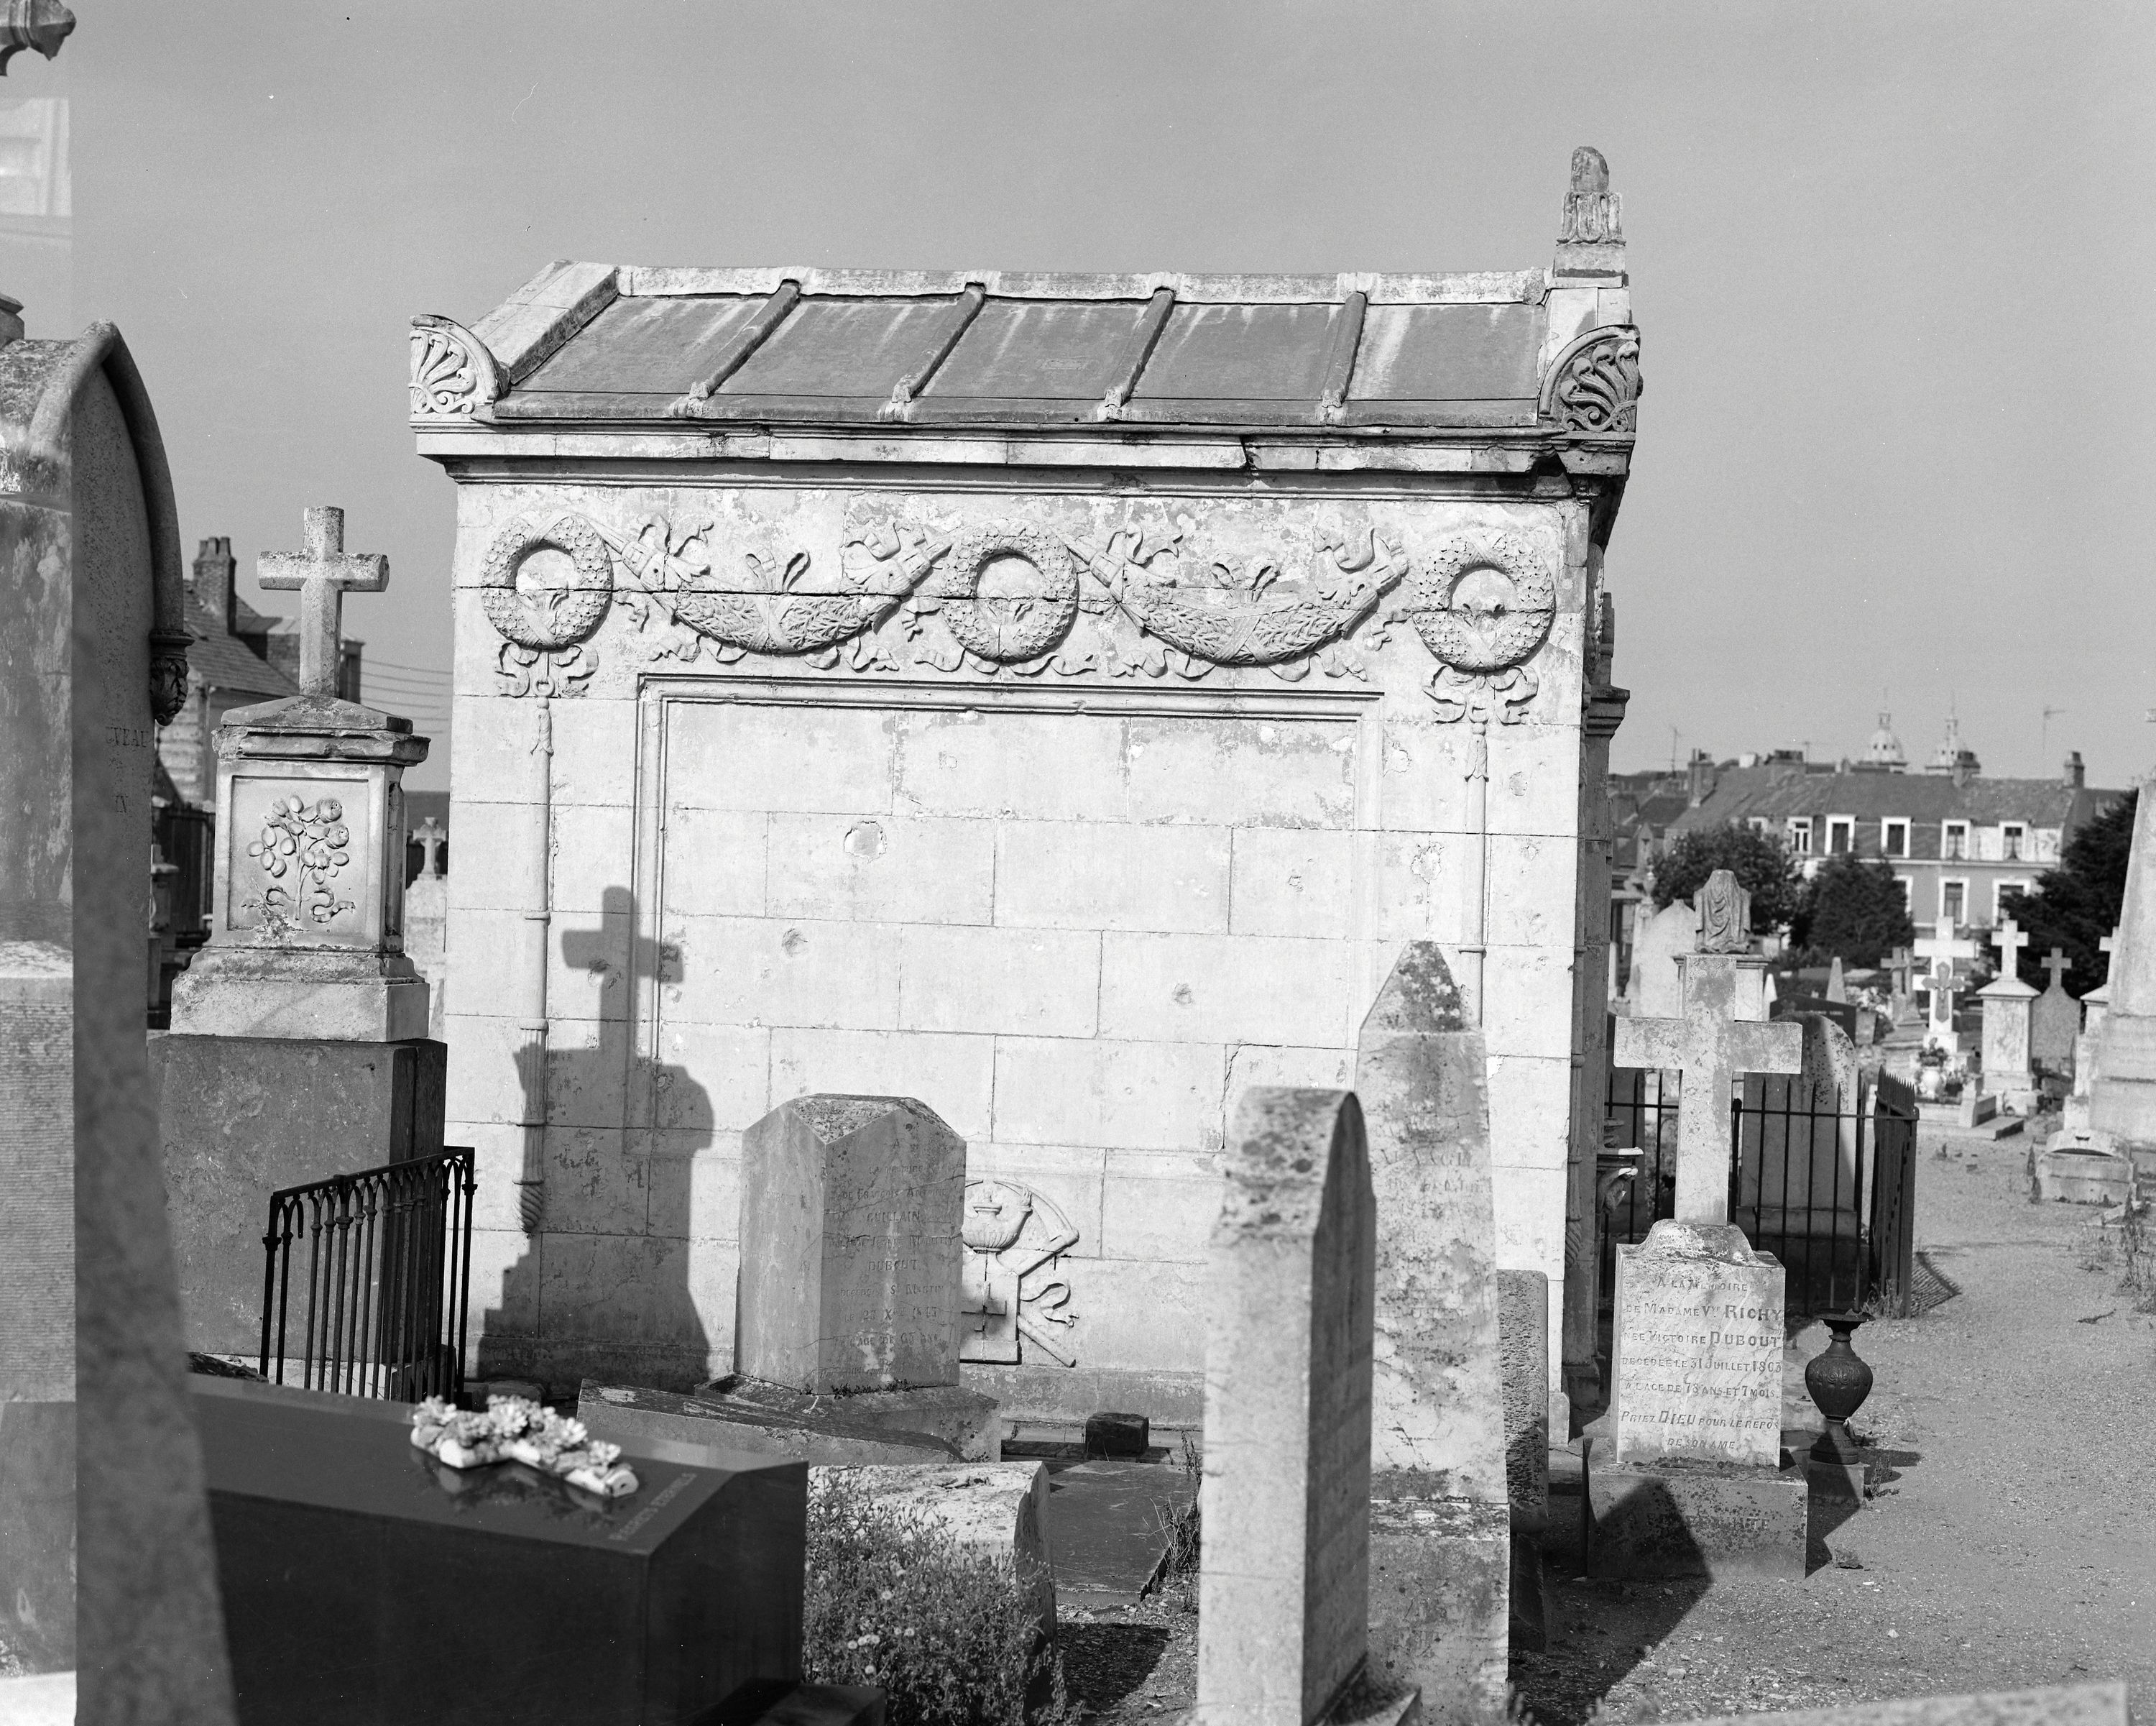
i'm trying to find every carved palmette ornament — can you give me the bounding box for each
[915,528,1082,666]
[481,514,615,697]
[958,1178,1079,1368]
[1062,525,1408,681]
[1543,325,1641,434]
[1399,531,1555,724]
[410,316,502,421]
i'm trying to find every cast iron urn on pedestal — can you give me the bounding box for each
[1804,1312,1874,1476]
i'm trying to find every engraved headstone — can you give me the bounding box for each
[736,1095,967,1395]
[1610,1221,1784,1468]
[1197,1088,1384,1726]
[1352,945,1508,1711]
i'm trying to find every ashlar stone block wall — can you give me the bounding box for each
[441,474,1602,1415]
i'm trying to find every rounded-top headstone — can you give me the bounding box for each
[735,1094,967,1396]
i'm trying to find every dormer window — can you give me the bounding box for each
[1787,817,1813,855]
[2002,822,2024,860]
[1943,821,1968,860]
[1882,818,1910,858]
[1826,817,1854,855]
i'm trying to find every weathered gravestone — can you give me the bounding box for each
[192,1375,809,1726]
[2093,790,2156,1180]
[1496,1268,1551,1653]
[1603,871,1805,1579]
[1197,1088,1397,1726]
[160,506,447,1358]
[0,314,236,1720]
[1352,944,1508,1717]
[2030,948,2080,1080]
[589,1094,999,1462]
[1978,918,2038,1113]
[1627,900,1695,1022]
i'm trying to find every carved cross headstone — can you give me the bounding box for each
[1915,917,1980,1047]
[415,817,446,880]
[257,506,388,697]
[1886,945,1915,996]
[1990,917,2029,980]
[1613,872,1804,1226]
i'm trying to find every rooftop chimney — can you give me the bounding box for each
[2064,750,2086,790]
[191,536,236,635]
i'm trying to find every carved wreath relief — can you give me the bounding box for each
[471,505,1560,721]
[959,1179,1080,1367]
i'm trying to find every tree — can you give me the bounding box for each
[1790,853,1916,966]
[1650,823,1801,932]
[1997,788,2138,991]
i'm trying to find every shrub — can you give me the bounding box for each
[1651,825,1801,932]
[803,1469,1074,1726]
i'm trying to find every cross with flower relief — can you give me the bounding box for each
[258,506,388,697]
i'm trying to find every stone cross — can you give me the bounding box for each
[257,506,388,698]
[1612,951,1804,1226]
[1886,946,1915,996]
[415,817,446,880]
[1915,917,1979,1043]
[1991,917,2029,978]
[2042,948,2073,989]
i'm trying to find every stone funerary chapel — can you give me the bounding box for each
[413,150,1640,1423]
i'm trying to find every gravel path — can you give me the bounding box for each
[1516,1123,2156,1726]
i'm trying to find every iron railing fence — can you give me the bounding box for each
[1603,1063,1920,1320]
[153,802,216,941]
[259,1147,476,1402]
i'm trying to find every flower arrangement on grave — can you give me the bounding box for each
[410,1396,640,1498]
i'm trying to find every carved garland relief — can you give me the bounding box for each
[471,508,1560,720]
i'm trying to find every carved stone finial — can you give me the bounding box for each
[1556,144,1625,275]
[0,1,74,75]
[1694,869,1753,955]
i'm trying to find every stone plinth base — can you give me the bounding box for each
[700,1374,1001,1461]
[1586,1455,1806,1581]
[1365,1493,1508,1725]
[2035,1144,2136,1206]
[156,1033,447,1355]
[170,946,430,1042]
[1959,1091,1999,1129]
[580,1382,967,1466]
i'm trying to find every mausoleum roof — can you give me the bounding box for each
[420,262,1636,441]
[412,152,1641,454]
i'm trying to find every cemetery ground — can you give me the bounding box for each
[1040,1119,2156,1726]
[1516,1119,2156,1726]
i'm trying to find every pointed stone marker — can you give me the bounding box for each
[1353,945,1509,1712]
[2093,792,2156,1159]
[1197,1088,1386,1726]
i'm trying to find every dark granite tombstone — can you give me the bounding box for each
[192,1377,806,1726]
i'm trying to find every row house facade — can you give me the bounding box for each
[1662,752,2124,930]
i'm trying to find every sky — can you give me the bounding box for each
[29,1,2156,794]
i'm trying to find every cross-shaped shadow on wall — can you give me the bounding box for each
[481,884,714,1394]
